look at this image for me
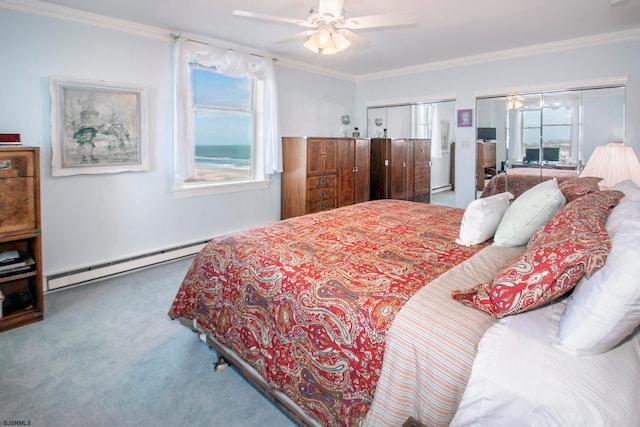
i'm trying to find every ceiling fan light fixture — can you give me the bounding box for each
[304,28,350,55]
[331,31,351,51]
[316,28,333,48]
[303,34,321,53]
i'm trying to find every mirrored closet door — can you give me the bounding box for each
[367,100,456,206]
[476,85,625,198]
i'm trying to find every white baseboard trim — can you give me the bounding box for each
[46,240,208,291]
[431,185,453,193]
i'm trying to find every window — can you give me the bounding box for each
[173,38,280,197]
[522,109,541,151]
[189,64,256,183]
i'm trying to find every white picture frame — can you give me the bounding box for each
[50,76,149,176]
[440,119,450,153]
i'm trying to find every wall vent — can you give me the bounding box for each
[46,240,209,291]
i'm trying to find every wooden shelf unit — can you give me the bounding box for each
[0,147,43,332]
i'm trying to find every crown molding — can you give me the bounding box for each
[0,0,352,80]
[475,76,629,99]
[274,57,355,81]
[356,28,640,82]
[0,0,170,40]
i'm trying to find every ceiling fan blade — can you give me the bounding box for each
[318,0,345,19]
[232,10,315,28]
[338,11,418,30]
[339,29,369,48]
[275,30,316,44]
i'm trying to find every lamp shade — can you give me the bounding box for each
[303,27,350,55]
[580,143,640,188]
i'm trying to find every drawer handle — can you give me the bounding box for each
[320,179,326,184]
[320,191,326,197]
[321,204,326,209]
[0,159,12,170]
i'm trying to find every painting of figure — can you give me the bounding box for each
[50,77,148,176]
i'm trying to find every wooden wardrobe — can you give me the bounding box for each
[281,137,370,219]
[370,138,431,203]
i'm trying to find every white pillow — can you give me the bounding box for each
[556,199,640,355]
[456,192,514,246]
[493,178,566,247]
[613,179,640,203]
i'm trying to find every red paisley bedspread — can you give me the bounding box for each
[481,167,578,199]
[168,199,488,426]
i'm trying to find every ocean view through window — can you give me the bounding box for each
[189,64,255,182]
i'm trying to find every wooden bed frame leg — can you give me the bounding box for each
[213,355,229,371]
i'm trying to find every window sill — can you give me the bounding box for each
[174,177,271,198]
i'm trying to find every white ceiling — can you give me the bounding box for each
[31,0,640,77]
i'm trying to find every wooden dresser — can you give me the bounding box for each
[370,138,431,203]
[281,137,370,219]
[476,142,496,191]
[0,147,43,332]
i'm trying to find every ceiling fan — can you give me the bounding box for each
[232,0,417,55]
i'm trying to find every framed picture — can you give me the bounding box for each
[457,109,473,127]
[440,120,450,153]
[50,77,149,176]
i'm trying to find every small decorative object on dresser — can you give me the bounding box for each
[0,133,22,146]
[0,146,43,332]
[341,114,351,137]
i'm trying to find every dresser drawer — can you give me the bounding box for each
[307,198,336,213]
[307,174,336,190]
[0,177,36,233]
[0,150,35,179]
[307,187,335,202]
[414,165,430,192]
[0,150,37,233]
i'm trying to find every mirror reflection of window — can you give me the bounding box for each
[477,85,625,200]
[504,86,625,170]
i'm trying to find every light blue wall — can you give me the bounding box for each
[356,39,640,208]
[0,8,354,277]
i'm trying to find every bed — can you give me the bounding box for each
[169,200,489,426]
[169,180,640,427]
[481,166,579,199]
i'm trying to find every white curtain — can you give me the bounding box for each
[173,37,281,183]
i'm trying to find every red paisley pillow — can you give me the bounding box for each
[558,176,603,203]
[528,190,623,250]
[452,229,611,318]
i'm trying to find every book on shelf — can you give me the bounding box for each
[0,250,35,276]
[0,133,21,145]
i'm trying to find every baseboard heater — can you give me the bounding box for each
[46,240,209,291]
[432,185,452,193]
